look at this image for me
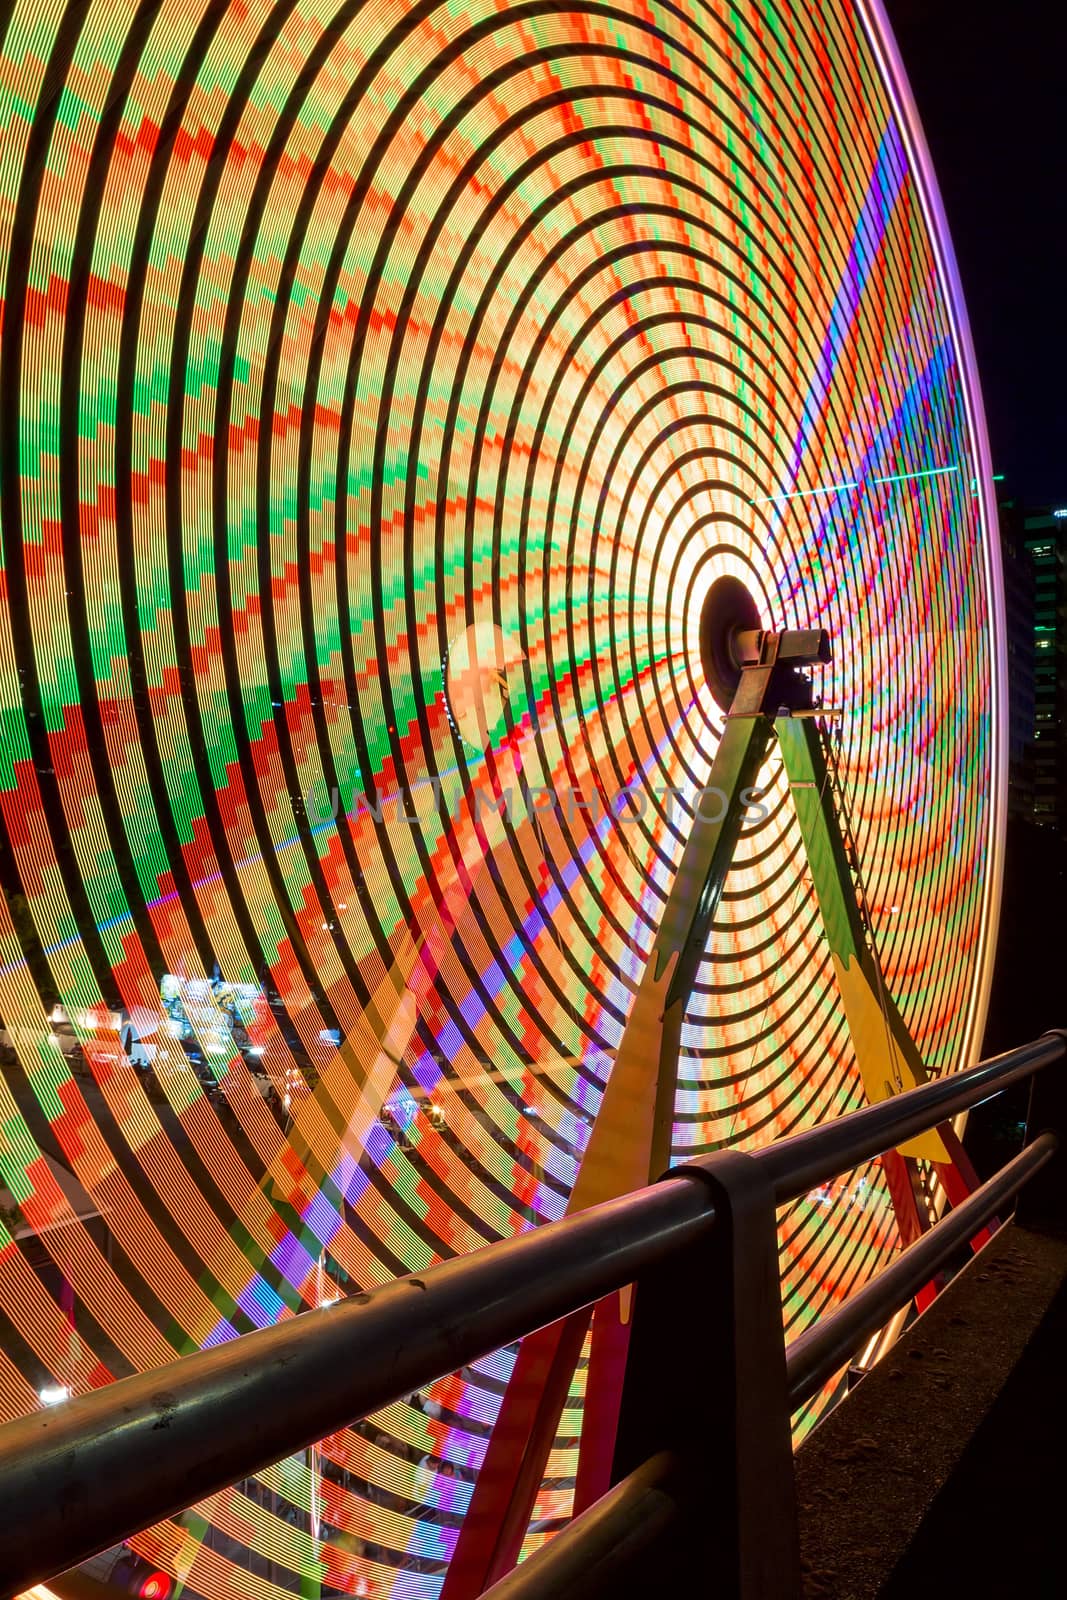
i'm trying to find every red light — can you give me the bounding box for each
[138,1574,173,1600]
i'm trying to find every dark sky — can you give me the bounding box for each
[883,0,1067,506]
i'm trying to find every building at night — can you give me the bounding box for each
[998,492,1036,819]
[1025,507,1067,832]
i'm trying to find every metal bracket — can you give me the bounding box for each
[612,1151,801,1599]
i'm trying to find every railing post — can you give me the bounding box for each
[611,1150,801,1599]
[1018,1029,1067,1232]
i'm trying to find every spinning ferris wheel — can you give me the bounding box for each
[0,0,1003,1595]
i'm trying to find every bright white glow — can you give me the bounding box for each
[753,480,858,506]
[39,1385,71,1406]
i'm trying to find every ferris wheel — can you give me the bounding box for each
[0,0,1003,1596]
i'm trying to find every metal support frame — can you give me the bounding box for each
[442,669,778,1597]
[775,716,945,1162]
[776,713,996,1276]
[445,616,995,1595]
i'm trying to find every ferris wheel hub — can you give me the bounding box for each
[699,576,831,714]
[699,576,764,711]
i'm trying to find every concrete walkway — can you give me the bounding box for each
[797,1222,1067,1599]
[881,1248,1067,1597]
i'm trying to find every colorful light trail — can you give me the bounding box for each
[0,1,1003,1594]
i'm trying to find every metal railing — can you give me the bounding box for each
[1,1029,1064,1599]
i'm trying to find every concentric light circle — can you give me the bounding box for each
[0,1,1003,1594]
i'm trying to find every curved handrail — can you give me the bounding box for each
[0,1180,710,1592]
[0,1029,1062,1596]
[785,1131,1058,1408]
[753,1030,1067,1203]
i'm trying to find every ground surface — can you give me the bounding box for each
[796,1221,1067,1599]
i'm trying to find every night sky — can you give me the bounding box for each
[879,4,1067,1069]
[884,0,1067,506]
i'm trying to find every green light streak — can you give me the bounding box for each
[871,464,958,487]
[755,463,963,508]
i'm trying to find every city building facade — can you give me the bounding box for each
[1025,507,1067,832]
